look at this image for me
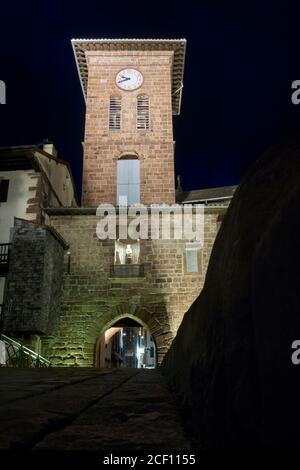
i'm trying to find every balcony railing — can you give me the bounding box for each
[0,243,11,274]
[110,264,144,278]
[0,334,51,368]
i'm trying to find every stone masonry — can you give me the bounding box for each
[41,40,223,367]
[82,50,175,206]
[0,41,235,370]
[3,218,67,337]
[42,207,223,366]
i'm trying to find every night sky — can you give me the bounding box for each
[0,1,299,199]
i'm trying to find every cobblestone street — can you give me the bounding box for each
[0,369,190,450]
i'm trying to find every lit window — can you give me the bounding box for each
[109,95,121,130]
[117,157,140,205]
[137,94,150,130]
[185,243,200,273]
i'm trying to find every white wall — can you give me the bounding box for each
[35,152,76,207]
[0,170,37,243]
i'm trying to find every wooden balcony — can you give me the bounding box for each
[110,264,144,278]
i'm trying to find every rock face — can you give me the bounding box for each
[163,132,300,449]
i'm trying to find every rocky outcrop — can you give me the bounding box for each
[163,131,300,449]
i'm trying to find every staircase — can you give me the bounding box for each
[0,334,50,368]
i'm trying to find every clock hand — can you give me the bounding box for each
[118,77,131,83]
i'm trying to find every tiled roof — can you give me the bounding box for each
[71,38,186,115]
[178,185,238,203]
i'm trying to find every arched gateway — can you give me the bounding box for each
[94,315,157,368]
[88,302,174,368]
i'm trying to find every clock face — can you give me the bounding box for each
[116,68,143,91]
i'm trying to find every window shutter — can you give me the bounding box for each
[109,95,121,130]
[128,160,140,205]
[117,160,129,184]
[128,160,140,184]
[137,95,150,130]
[117,159,140,205]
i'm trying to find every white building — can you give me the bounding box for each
[0,142,77,323]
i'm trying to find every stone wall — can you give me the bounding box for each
[83,50,175,206]
[42,208,223,366]
[3,218,66,338]
[162,132,300,449]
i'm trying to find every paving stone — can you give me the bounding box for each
[34,421,190,450]
[0,368,190,450]
[0,369,138,449]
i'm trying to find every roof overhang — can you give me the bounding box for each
[0,148,38,172]
[0,146,79,206]
[71,38,187,115]
[177,185,238,204]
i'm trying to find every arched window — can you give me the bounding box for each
[136,94,150,130]
[117,156,140,205]
[109,95,121,130]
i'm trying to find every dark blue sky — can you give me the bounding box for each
[0,1,298,198]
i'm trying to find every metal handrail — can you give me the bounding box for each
[0,333,51,367]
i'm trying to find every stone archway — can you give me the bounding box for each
[98,313,150,336]
[94,314,157,368]
[85,301,174,367]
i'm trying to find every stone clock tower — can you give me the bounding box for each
[41,39,227,368]
[0,38,234,368]
[71,39,186,206]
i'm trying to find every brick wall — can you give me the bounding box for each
[82,50,175,206]
[42,208,222,366]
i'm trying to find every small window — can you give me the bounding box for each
[0,179,9,203]
[137,94,150,130]
[109,95,121,130]
[185,246,199,273]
